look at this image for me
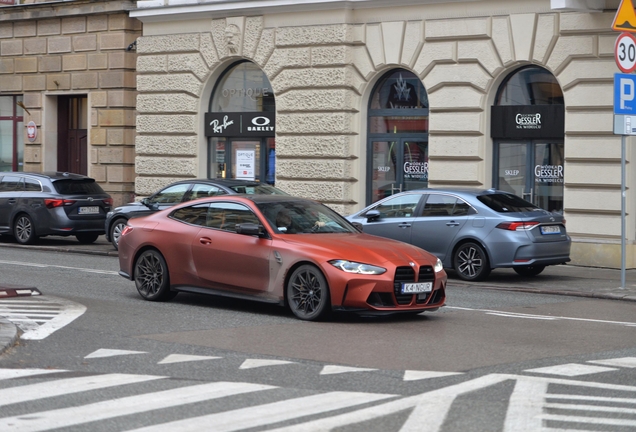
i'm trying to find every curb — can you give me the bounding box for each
[0,317,18,355]
[0,242,119,257]
[447,283,636,302]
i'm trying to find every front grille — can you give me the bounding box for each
[394,266,416,304]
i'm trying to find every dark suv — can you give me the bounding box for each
[0,172,112,245]
[105,178,288,249]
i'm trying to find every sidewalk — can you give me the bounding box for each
[1,235,636,355]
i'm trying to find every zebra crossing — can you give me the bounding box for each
[0,296,85,340]
[0,357,635,431]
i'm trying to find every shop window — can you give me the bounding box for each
[0,95,24,172]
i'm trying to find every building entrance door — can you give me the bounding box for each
[57,96,87,175]
[495,141,564,213]
[370,139,428,202]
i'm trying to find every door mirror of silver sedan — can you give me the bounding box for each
[351,222,364,232]
[364,209,381,221]
[236,223,265,237]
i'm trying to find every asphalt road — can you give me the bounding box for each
[1,247,636,431]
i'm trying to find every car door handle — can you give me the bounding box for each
[398,223,412,228]
[446,221,460,227]
[199,237,212,245]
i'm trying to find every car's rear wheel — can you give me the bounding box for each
[14,214,36,245]
[110,218,127,250]
[453,242,491,281]
[513,265,545,277]
[76,233,99,244]
[134,249,177,301]
[287,264,331,321]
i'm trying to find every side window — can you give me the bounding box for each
[368,194,421,218]
[189,184,226,201]
[171,204,209,226]
[206,202,260,232]
[421,194,457,217]
[452,199,472,216]
[148,184,190,204]
[24,178,41,192]
[0,175,21,192]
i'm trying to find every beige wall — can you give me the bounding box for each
[0,0,141,205]
[134,1,635,267]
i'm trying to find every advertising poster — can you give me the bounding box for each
[236,150,255,180]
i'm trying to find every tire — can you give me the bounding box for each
[287,264,331,321]
[76,233,99,244]
[134,249,177,302]
[109,218,127,250]
[513,265,545,277]
[14,214,37,245]
[453,242,491,281]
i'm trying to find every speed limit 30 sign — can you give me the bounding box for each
[616,32,636,73]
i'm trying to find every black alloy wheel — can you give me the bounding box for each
[110,218,127,250]
[14,214,37,245]
[513,265,546,277]
[287,264,331,321]
[453,242,491,281]
[76,233,99,244]
[134,249,177,301]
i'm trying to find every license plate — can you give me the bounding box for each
[401,282,432,294]
[540,225,561,235]
[78,206,99,214]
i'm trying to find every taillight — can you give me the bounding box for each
[44,199,75,209]
[496,221,540,231]
[103,198,113,206]
[121,226,133,236]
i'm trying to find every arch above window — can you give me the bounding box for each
[369,69,428,111]
[210,61,275,113]
[495,66,564,106]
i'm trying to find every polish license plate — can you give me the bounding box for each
[401,282,432,294]
[540,225,561,235]
[78,206,99,214]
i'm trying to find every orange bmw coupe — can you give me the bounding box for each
[118,195,446,321]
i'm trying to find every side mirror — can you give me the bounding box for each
[351,222,364,232]
[365,209,381,221]
[236,223,265,237]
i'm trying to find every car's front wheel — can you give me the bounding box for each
[109,218,127,250]
[14,214,37,245]
[287,264,331,321]
[513,265,545,277]
[134,249,177,301]
[76,233,99,244]
[453,242,491,281]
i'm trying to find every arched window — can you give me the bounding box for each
[367,69,429,204]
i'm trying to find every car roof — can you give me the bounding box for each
[0,171,94,181]
[406,187,512,196]
[243,194,315,204]
[162,178,270,188]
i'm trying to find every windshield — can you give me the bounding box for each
[477,193,539,212]
[53,179,105,195]
[257,200,358,234]
[229,184,288,195]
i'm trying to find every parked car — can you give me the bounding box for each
[105,179,288,250]
[117,195,446,321]
[0,171,112,245]
[346,188,571,281]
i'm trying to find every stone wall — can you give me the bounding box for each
[0,0,140,205]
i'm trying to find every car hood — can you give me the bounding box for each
[113,201,149,213]
[278,233,437,265]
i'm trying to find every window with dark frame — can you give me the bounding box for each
[0,95,24,172]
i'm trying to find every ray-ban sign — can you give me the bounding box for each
[205,112,275,137]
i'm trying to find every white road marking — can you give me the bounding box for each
[0,296,86,340]
[157,354,222,364]
[539,414,636,427]
[0,373,164,407]
[503,378,548,432]
[524,363,617,376]
[544,402,636,414]
[0,368,66,380]
[403,370,464,381]
[320,365,377,375]
[588,357,636,368]
[85,348,147,359]
[125,391,396,432]
[546,393,636,404]
[239,359,295,369]
[0,381,275,432]
[0,259,118,275]
[447,306,636,327]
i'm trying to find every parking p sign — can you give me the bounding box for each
[614,73,636,134]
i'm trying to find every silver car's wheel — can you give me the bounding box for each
[287,265,331,321]
[134,250,176,301]
[453,242,491,281]
[110,218,127,250]
[14,214,36,245]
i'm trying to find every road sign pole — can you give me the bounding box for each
[622,134,626,289]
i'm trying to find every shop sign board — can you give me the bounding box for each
[205,112,275,137]
[490,105,564,139]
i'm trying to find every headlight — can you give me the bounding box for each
[434,258,444,273]
[329,260,386,275]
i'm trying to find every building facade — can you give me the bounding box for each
[129,0,627,268]
[0,0,140,205]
